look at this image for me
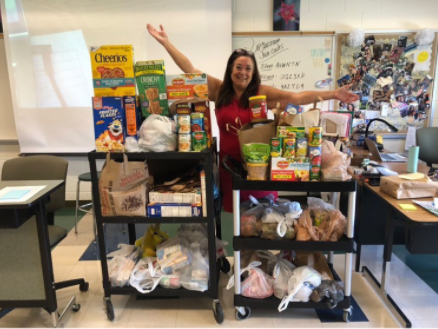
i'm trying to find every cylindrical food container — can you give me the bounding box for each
[178,133,191,152]
[249,95,268,123]
[308,126,322,146]
[282,138,296,158]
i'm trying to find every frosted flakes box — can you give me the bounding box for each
[92,97,125,152]
[166,73,208,101]
[90,45,136,97]
[135,60,169,118]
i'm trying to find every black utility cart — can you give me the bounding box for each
[88,146,226,324]
[223,159,357,322]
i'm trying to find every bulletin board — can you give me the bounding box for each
[335,32,438,134]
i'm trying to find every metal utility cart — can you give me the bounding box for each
[223,160,357,322]
[88,147,225,324]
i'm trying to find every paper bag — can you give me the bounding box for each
[380,176,438,199]
[237,120,276,163]
[99,153,149,216]
[278,98,322,132]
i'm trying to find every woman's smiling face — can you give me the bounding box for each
[231,56,254,90]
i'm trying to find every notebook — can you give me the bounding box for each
[0,189,31,200]
[365,138,407,163]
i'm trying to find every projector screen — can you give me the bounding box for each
[1,0,231,153]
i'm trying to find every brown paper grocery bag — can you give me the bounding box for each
[237,120,276,164]
[99,153,149,216]
[380,175,438,199]
[278,97,322,130]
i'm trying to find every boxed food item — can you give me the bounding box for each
[123,96,140,140]
[147,203,202,217]
[271,157,310,181]
[166,73,208,101]
[92,97,125,152]
[134,60,169,118]
[90,45,135,97]
[149,188,202,204]
[277,126,305,138]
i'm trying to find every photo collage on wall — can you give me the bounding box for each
[339,34,433,136]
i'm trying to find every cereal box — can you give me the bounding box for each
[271,157,310,181]
[166,73,208,101]
[92,97,125,152]
[134,60,169,118]
[147,203,202,218]
[90,45,135,97]
[149,189,202,204]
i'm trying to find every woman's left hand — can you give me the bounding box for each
[334,84,359,103]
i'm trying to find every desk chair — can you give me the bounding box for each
[75,171,100,241]
[416,127,438,172]
[1,155,89,292]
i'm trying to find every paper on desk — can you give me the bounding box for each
[399,173,425,180]
[0,186,47,203]
[405,127,416,151]
[399,204,417,210]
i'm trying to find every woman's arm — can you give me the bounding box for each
[259,84,359,109]
[147,24,222,101]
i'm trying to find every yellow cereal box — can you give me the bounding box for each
[90,45,136,97]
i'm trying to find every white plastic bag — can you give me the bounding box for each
[129,257,164,294]
[156,238,190,274]
[278,266,322,312]
[107,244,140,287]
[138,114,177,152]
[180,243,209,292]
[321,140,351,181]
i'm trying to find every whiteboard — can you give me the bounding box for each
[232,33,335,111]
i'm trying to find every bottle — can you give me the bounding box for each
[407,145,419,173]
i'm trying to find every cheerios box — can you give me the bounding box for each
[90,45,136,97]
[134,60,169,118]
[271,157,310,181]
[92,97,125,152]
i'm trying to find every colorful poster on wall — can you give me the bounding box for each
[273,0,300,31]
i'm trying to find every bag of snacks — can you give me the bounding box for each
[242,143,270,180]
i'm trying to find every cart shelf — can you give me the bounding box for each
[99,216,209,224]
[108,286,212,298]
[88,150,210,161]
[234,295,351,310]
[232,178,357,192]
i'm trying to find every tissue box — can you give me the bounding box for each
[380,176,438,199]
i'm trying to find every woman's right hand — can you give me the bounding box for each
[147,24,168,47]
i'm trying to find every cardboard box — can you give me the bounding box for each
[135,60,169,118]
[380,176,438,199]
[90,45,136,97]
[166,73,208,101]
[92,97,125,152]
[149,189,202,204]
[147,203,202,217]
[123,96,141,140]
[271,157,310,181]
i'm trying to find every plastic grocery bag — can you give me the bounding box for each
[278,266,322,312]
[156,238,190,274]
[180,243,209,292]
[310,280,345,308]
[107,244,140,287]
[240,197,265,237]
[129,257,164,294]
[320,140,351,181]
[136,224,170,258]
[138,114,177,152]
[227,261,274,299]
[160,273,182,289]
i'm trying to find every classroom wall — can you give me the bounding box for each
[1,0,438,200]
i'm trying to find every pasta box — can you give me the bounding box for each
[90,45,136,97]
[271,157,310,181]
[92,97,125,152]
[147,203,202,218]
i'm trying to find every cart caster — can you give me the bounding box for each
[343,306,353,323]
[105,299,114,321]
[212,300,224,324]
[79,281,89,292]
[72,303,81,312]
[235,306,251,321]
[219,257,231,275]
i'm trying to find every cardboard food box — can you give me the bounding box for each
[271,157,310,181]
[134,60,169,118]
[90,45,136,97]
[166,73,208,101]
[147,203,202,218]
[380,176,438,199]
[92,97,125,152]
[149,189,202,204]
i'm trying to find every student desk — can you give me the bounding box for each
[361,185,438,328]
[0,180,79,328]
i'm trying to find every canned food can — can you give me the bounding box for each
[178,133,191,152]
[309,126,322,146]
[190,113,204,132]
[192,131,207,152]
[282,138,296,158]
[270,137,282,157]
[296,138,308,158]
[178,115,191,134]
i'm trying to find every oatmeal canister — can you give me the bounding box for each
[249,95,268,123]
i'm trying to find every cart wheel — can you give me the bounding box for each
[213,301,224,324]
[235,307,251,321]
[105,300,115,321]
[343,306,353,323]
[219,257,231,275]
[79,281,89,292]
[72,303,81,312]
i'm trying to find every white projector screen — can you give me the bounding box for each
[1,0,231,153]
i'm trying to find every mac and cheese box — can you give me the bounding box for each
[135,60,169,118]
[92,97,125,152]
[90,45,136,97]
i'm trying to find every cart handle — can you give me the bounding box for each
[221,155,245,181]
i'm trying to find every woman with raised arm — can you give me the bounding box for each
[147,24,359,212]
